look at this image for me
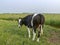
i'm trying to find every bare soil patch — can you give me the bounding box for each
[48,30,60,45]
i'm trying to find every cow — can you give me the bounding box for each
[18,13,45,42]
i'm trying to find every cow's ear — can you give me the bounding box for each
[16,17,21,22]
[19,17,23,19]
[19,17,22,19]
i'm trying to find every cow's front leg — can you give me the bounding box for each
[27,27,31,38]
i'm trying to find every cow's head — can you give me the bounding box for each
[18,17,23,28]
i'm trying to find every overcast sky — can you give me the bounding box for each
[0,0,60,13]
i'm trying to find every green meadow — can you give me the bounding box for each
[0,13,60,45]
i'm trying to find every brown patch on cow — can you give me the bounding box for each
[47,30,60,45]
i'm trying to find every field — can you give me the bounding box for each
[0,13,60,45]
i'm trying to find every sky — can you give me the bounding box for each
[0,0,60,13]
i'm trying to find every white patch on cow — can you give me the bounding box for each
[32,30,36,41]
[37,38,39,42]
[40,25,43,36]
[18,19,21,27]
[31,14,38,26]
[27,27,31,38]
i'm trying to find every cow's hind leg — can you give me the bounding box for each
[40,25,43,35]
[37,25,43,42]
[32,27,36,41]
[37,30,40,42]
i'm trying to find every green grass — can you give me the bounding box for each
[0,13,28,21]
[0,13,60,45]
[0,13,60,28]
[44,14,60,28]
[0,20,60,45]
